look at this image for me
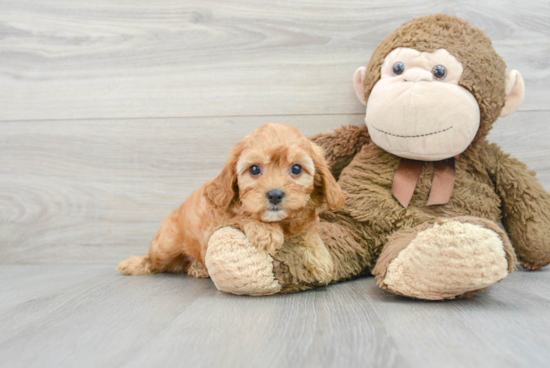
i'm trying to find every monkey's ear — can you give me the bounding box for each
[500,70,524,117]
[353,66,367,106]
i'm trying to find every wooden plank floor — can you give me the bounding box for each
[1,1,550,367]
[0,266,549,368]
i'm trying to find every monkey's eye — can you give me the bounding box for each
[291,164,302,175]
[432,65,447,80]
[249,165,261,176]
[392,62,405,75]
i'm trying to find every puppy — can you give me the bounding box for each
[117,123,345,283]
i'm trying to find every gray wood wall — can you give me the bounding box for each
[1,0,549,265]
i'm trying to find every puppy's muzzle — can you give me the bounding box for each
[266,189,284,205]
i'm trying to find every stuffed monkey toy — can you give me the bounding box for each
[205,14,550,299]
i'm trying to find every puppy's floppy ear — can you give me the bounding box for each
[204,143,243,209]
[311,143,345,211]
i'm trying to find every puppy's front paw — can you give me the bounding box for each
[244,222,284,255]
[303,245,334,285]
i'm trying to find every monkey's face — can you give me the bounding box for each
[363,48,480,161]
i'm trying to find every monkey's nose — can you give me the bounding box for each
[403,69,432,82]
[266,190,285,205]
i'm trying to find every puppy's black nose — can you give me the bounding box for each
[266,190,284,205]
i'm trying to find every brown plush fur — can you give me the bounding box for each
[486,143,550,270]
[117,123,345,280]
[269,14,550,295]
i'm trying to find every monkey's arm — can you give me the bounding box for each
[272,210,374,294]
[310,125,370,180]
[487,143,550,270]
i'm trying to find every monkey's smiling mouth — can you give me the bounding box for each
[373,125,453,138]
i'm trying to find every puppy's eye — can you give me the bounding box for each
[432,65,446,80]
[291,164,302,175]
[392,62,405,76]
[249,165,261,176]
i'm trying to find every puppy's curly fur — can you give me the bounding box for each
[117,123,345,284]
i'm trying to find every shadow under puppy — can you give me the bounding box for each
[117,123,345,284]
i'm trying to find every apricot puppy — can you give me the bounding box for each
[117,123,345,284]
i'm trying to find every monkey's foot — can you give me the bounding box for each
[205,227,281,296]
[373,217,515,300]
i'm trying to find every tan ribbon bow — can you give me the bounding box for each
[391,157,458,208]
